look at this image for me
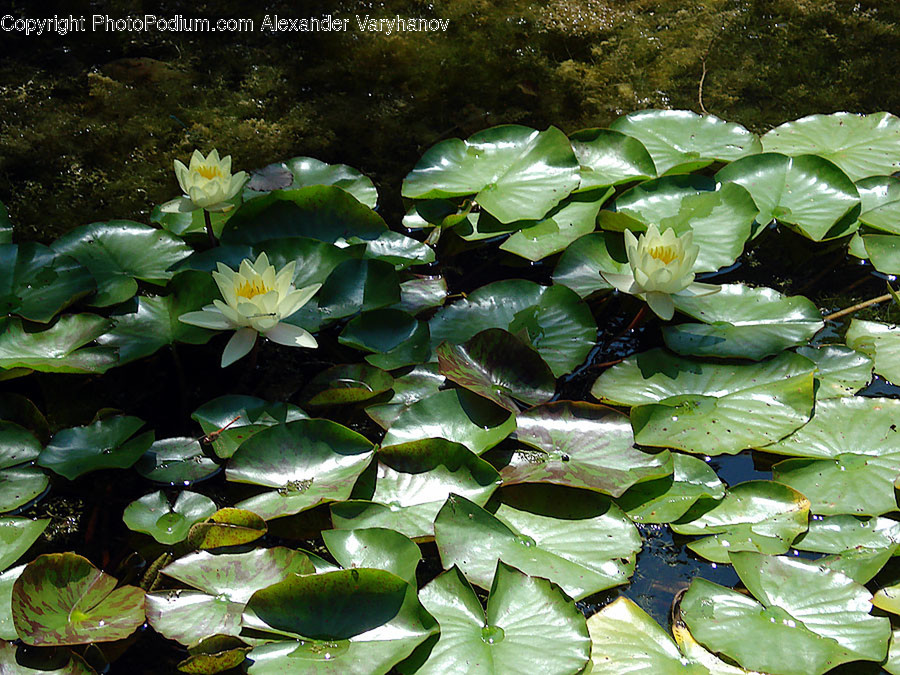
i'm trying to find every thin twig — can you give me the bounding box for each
[823,293,892,322]
[698,57,709,114]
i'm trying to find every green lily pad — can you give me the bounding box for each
[846,319,900,383]
[587,595,755,674]
[339,309,431,370]
[671,481,810,563]
[192,395,308,460]
[0,422,48,513]
[606,177,757,272]
[135,437,220,485]
[146,547,316,645]
[12,553,144,646]
[322,528,421,584]
[551,230,630,298]
[331,438,500,539]
[593,349,815,455]
[177,635,252,675]
[415,563,590,675]
[434,487,641,600]
[715,153,860,241]
[568,127,657,189]
[38,415,154,480]
[247,157,378,208]
[665,284,823,360]
[188,508,267,549]
[51,221,192,307]
[360,230,435,269]
[402,125,580,223]
[380,389,515,455]
[858,175,900,212]
[861,234,900,274]
[364,364,445,430]
[393,276,448,315]
[0,640,95,674]
[859,199,900,235]
[794,515,900,559]
[95,270,218,366]
[0,242,94,322]
[0,202,10,243]
[430,280,596,377]
[316,259,401,320]
[123,491,217,544]
[616,453,725,524]
[0,565,24,641]
[610,109,761,175]
[436,329,555,412]
[680,552,890,675]
[874,583,900,616]
[795,345,873,398]
[0,394,50,444]
[0,315,116,375]
[302,365,393,407]
[816,547,896,585]
[245,568,436,675]
[762,112,900,181]
[0,517,48,572]
[499,190,610,261]
[227,420,375,520]
[221,186,387,245]
[497,401,672,496]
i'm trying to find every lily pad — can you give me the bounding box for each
[0,517,48,572]
[434,487,641,600]
[0,565,24,641]
[331,438,501,539]
[191,395,308,459]
[0,315,116,375]
[0,242,94,322]
[322,528,421,584]
[95,270,218,366]
[177,635,252,675]
[858,199,900,235]
[380,389,515,455]
[0,422,48,513]
[436,328,555,412]
[393,276,448,315]
[671,481,810,563]
[498,190,610,261]
[616,453,725,524]
[665,284,824,360]
[244,568,436,675]
[415,563,590,675]
[762,112,900,181]
[610,109,761,175]
[247,157,378,208]
[315,259,401,320]
[402,125,580,223]
[12,553,145,646]
[0,202,10,243]
[188,508,268,549]
[364,364,445,430]
[592,349,815,455]
[429,280,596,377]
[715,153,861,241]
[680,552,890,675]
[221,186,387,245]
[846,319,900,384]
[551,230,630,298]
[0,640,95,674]
[123,491,217,544]
[360,230,435,269]
[874,583,900,616]
[795,345,873,398]
[227,420,375,520]
[302,365,393,406]
[38,415,154,480]
[51,221,192,306]
[135,437,220,485]
[606,177,757,272]
[861,234,900,274]
[497,401,672,496]
[339,309,431,370]
[147,547,316,645]
[794,515,900,559]
[568,127,657,189]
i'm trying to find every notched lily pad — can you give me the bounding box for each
[188,508,267,549]
[0,517,49,572]
[123,491,217,545]
[135,437,220,485]
[0,422,48,513]
[0,315,116,375]
[301,364,393,406]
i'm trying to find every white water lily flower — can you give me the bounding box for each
[179,253,321,367]
[600,224,720,320]
[169,149,247,212]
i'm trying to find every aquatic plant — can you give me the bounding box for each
[2,110,900,673]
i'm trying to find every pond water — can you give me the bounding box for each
[3,1,900,673]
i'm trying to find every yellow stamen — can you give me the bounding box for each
[647,245,679,265]
[235,278,269,299]
[196,164,223,180]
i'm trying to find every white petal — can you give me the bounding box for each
[221,328,257,367]
[279,283,321,317]
[600,272,641,295]
[264,322,318,348]
[178,309,233,330]
[645,292,675,320]
[159,196,197,213]
[680,282,722,297]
